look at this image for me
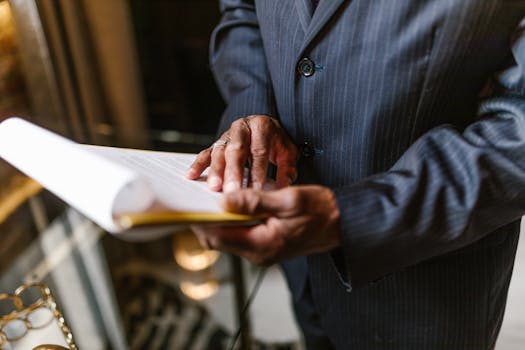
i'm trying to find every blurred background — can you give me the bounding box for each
[0,1,302,349]
[0,1,523,349]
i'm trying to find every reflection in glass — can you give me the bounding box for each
[180,280,219,301]
[173,232,220,272]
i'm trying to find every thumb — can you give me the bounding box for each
[221,188,298,217]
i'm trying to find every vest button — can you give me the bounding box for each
[297,57,315,77]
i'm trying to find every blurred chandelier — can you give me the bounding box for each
[173,231,220,272]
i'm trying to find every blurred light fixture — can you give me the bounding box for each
[0,1,11,25]
[179,280,219,301]
[173,231,219,271]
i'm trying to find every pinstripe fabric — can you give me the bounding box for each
[210,1,525,349]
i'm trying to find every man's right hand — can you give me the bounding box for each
[186,115,298,192]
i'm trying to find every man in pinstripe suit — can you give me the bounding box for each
[189,0,525,348]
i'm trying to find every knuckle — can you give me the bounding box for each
[252,116,273,131]
[258,115,273,126]
[247,114,265,121]
[250,146,269,158]
[231,118,249,131]
[231,119,243,128]
[225,142,246,154]
[210,145,225,157]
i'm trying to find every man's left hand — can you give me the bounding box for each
[192,185,341,265]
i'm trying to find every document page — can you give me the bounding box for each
[83,145,222,213]
[0,118,154,232]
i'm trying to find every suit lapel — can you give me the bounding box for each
[294,0,313,33]
[300,0,346,52]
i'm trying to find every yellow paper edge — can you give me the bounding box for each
[117,211,267,229]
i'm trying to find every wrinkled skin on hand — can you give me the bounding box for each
[187,115,341,264]
[192,186,341,265]
[186,115,298,192]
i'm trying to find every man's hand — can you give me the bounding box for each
[186,115,298,192]
[191,186,341,265]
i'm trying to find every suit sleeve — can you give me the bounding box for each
[334,21,525,288]
[210,0,276,134]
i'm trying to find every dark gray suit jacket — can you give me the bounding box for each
[210,1,525,349]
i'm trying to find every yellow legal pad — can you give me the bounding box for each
[118,211,268,229]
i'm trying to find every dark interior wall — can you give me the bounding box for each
[130,0,224,136]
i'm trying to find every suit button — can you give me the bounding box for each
[297,57,315,77]
[301,142,315,158]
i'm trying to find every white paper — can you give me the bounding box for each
[0,118,155,232]
[83,145,222,212]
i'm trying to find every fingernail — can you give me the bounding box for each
[224,181,240,193]
[208,176,221,190]
[186,168,197,179]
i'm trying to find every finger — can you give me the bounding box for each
[274,138,298,188]
[223,120,250,192]
[186,148,212,179]
[247,118,272,190]
[222,188,300,217]
[214,226,261,252]
[192,229,213,250]
[275,156,298,188]
[191,224,256,252]
[207,141,227,191]
[193,224,279,263]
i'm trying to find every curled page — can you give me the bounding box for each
[0,117,154,232]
